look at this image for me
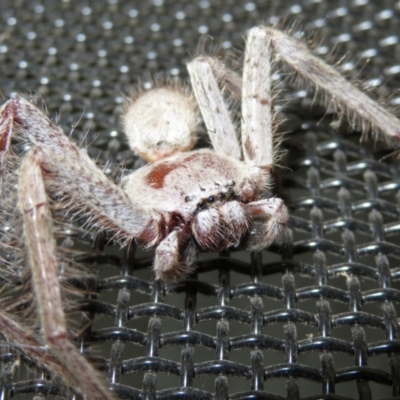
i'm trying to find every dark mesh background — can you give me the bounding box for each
[1,0,400,399]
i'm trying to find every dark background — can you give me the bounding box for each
[0,0,400,399]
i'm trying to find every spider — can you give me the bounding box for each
[1,26,399,399]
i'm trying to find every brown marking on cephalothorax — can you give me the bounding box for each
[145,151,227,189]
[145,161,182,189]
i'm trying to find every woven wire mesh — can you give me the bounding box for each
[0,0,400,399]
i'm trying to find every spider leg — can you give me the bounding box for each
[202,57,243,101]
[0,96,159,244]
[187,57,242,159]
[241,27,276,178]
[246,198,289,250]
[0,311,80,397]
[154,226,197,281]
[257,26,400,143]
[189,31,277,181]
[0,96,80,180]
[18,152,116,400]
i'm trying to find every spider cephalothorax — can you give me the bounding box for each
[122,146,288,280]
[1,25,399,400]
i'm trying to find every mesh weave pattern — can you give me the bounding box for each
[0,0,400,399]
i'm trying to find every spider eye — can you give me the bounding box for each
[197,201,206,210]
[185,196,191,202]
[226,187,236,200]
[207,196,215,203]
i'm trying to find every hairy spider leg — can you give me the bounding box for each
[187,57,242,160]
[0,97,157,244]
[18,149,116,400]
[260,26,400,143]
[0,97,177,396]
[0,311,81,396]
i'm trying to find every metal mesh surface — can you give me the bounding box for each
[1,0,400,399]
